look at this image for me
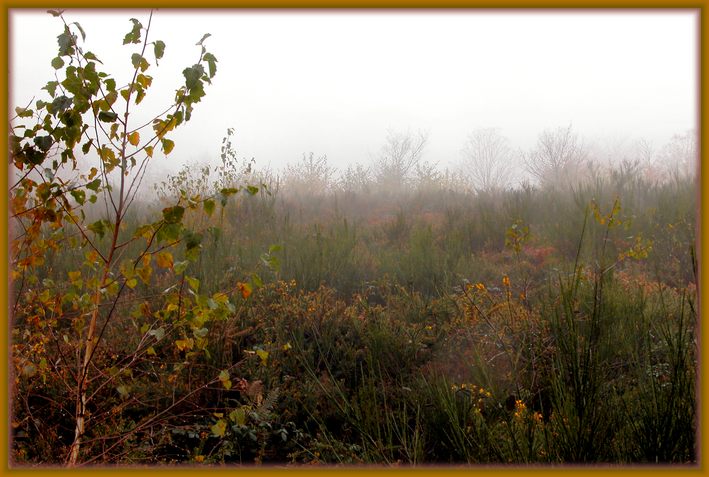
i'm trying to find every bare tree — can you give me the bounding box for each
[657,129,697,179]
[414,160,443,192]
[634,138,655,164]
[338,163,372,194]
[459,128,514,193]
[374,129,428,192]
[284,152,335,196]
[524,124,588,187]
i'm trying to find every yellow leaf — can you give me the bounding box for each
[175,338,194,351]
[126,278,138,289]
[229,408,246,426]
[136,265,152,284]
[155,251,173,269]
[145,146,153,157]
[256,349,269,366]
[85,250,100,263]
[68,271,81,282]
[161,138,175,155]
[210,419,227,437]
[128,131,140,146]
[146,346,156,356]
[218,370,232,390]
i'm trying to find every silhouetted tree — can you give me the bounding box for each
[460,128,515,193]
[374,130,428,192]
[524,124,588,188]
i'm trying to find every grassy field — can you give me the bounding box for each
[10,154,697,465]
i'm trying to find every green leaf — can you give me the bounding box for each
[203,52,218,78]
[86,178,101,192]
[123,18,142,45]
[157,222,181,243]
[14,107,33,118]
[183,64,205,89]
[57,27,75,56]
[34,136,53,152]
[51,56,64,70]
[174,260,189,275]
[162,205,185,224]
[251,273,264,289]
[246,185,259,195]
[87,219,107,239]
[161,138,175,155]
[105,78,116,91]
[70,189,85,205]
[131,53,149,72]
[153,40,165,65]
[43,81,59,97]
[185,275,200,292]
[98,111,119,123]
[203,199,215,216]
[183,230,202,250]
[83,51,102,63]
[48,96,72,116]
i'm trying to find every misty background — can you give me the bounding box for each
[10,9,698,193]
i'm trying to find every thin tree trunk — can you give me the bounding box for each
[66,268,108,466]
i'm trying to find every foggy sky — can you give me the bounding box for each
[10,9,698,176]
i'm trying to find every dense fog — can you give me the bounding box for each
[11,10,697,181]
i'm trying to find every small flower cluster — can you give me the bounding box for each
[464,282,487,292]
[451,383,493,413]
[512,398,543,424]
